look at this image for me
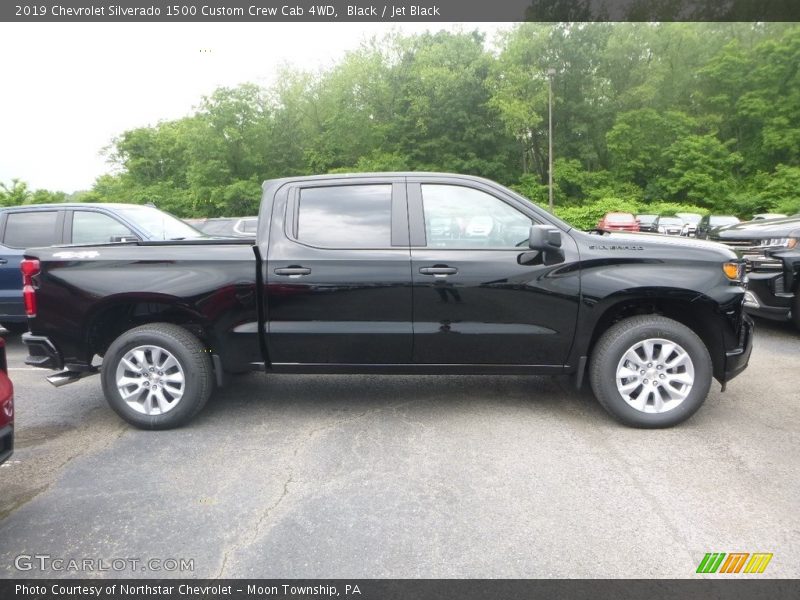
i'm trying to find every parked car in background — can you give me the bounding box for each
[0,204,205,332]
[676,213,702,237]
[596,212,639,232]
[653,216,685,236]
[0,338,13,466]
[190,217,258,238]
[695,215,741,239]
[752,213,788,221]
[635,214,658,233]
[710,215,800,329]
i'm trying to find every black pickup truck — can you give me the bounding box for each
[710,215,800,329]
[21,173,753,429]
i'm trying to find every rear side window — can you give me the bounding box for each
[297,185,392,248]
[3,211,59,248]
[72,211,136,244]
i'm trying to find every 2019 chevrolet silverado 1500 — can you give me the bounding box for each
[20,173,753,429]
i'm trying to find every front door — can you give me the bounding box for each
[409,180,580,365]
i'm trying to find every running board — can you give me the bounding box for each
[46,369,97,387]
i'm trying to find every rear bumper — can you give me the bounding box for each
[22,333,63,370]
[723,315,754,383]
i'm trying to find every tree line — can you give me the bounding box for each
[2,23,799,228]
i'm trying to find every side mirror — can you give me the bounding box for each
[529,224,562,251]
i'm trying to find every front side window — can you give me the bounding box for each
[72,211,135,244]
[3,211,59,248]
[297,185,392,248]
[421,185,533,248]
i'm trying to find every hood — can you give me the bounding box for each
[581,230,736,260]
[714,216,800,240]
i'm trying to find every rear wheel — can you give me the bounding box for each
[589,315,712,428]
[101,323,213,429]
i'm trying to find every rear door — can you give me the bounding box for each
[264,177,413,365]
[0,209,65,320]
[408,178,580,366]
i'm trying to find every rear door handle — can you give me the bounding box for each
[419,266,458,277]
[274,266,311,277]
[0,258,7,265]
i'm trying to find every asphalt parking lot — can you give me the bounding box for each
[0,320,798,579]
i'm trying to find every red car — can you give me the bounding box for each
[597,212,640,232]
[0,338,13,465]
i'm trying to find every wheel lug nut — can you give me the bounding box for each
[659,374,665,379]
[647,363,652,367]
[643,379,648,384]
[640,370,645,375]
[657,365,662,370]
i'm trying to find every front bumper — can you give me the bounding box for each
[22,333,63,370]
[723,314,754,383]
[744,271,793,322]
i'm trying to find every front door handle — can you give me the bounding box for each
[274,266,311,277]
[419,266,458,277]
[0,258,7,265]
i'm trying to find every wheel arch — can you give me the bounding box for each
[575,291,726,382]
[84,294,212,361]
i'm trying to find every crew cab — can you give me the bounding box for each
[21,173,753,429]
[710,215,800,329]
[0,203,205,332]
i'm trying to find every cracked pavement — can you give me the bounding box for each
[0,320,798,578]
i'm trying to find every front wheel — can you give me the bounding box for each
[589,316,712,428]
[101,323,213,429]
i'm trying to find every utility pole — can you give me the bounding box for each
[547,68,556,212]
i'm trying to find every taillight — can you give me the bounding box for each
[20,258,40,317]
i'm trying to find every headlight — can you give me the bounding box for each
[722,261,745,281]
[759,237,798,248]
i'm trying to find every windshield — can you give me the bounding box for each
[710,216,739,226]
[659,217,684,226]
[115,206,205,240]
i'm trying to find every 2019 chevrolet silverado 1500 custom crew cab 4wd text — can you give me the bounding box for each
[20,173,753,429]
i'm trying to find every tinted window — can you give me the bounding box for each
[72,211,135,244]
[422,184,532,248]
[297,185,392,248]
[3,211,59,248]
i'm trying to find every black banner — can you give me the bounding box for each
[2,0,800,22]
[2,580,800,600]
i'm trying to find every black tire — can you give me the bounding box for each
[589,315,712,428]
[101,323,213,430]
[1,322,28,335]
